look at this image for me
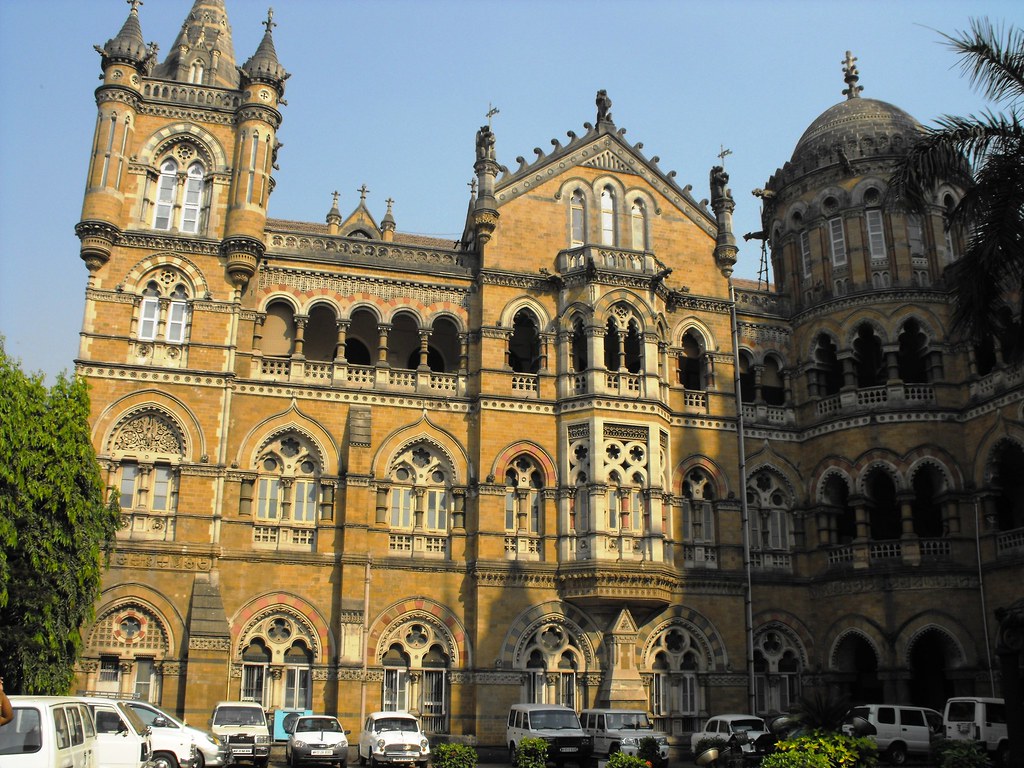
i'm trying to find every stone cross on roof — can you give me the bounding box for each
[842,50,864,99]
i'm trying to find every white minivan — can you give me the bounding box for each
[1,696,97,768]
[942,697,1009,767]
[843,704,941,765]
[77,696,153,768]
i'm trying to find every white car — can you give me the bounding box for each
[123,699,231,768]
[357,711,429,768]
[690,714,771,756]
[286,715,350,768]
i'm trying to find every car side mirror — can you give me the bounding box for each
[153,716,169,728]
[345,730,351,735]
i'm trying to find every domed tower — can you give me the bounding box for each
[77,0,154,275]
[762,52,963,309]
[222,9,289,291]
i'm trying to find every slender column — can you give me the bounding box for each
[418,331,430,370]
[252,314,266,354]
[851,495,869,542]
[753,365,764,403]
[898,492,916,537]
[293,316,308,360]
[334,320,349,363]
[884,349,900,382]
[376,324,391,366]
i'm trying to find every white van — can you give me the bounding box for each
[77,696,153,768]
[580,708,669,765]
[209,700,271,767]
[1,696,97,768]
[942,697,1009,767]
[506,703,592,767]
[843,704,941,765]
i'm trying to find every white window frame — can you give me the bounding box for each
[284,665,311,709]
[150,465,176,512]
[391,486,414,528]
[570,191,585,247]
[866,209,886,260]
[424,488,449,532]
[292,479,318,522]
[139,295,160,341]
[382,668,409,711]
[800,230,812,278]
[120,463,140,509]
[257,477,280,520]
[180,163,204,233]
[153,159,177,230]
[631,199,646,250]
[683,499,715,543]
[241,663,267,705]
[600,188,615,246]
[907,215,925,256]
[828,217,847,267]
[165,298,188,344]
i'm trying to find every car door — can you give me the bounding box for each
[898,708,928,754]
[92,704,142,768]
[127,701,190,765]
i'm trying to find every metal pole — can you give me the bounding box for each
[973,497,996,695]
[729,281,756,712]
[360,557,372,725]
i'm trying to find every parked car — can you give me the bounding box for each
[1,695,97,768]
[357,711,429,768]
[506,703,593,767]
[77,695,154,768]
[210,700,272,767]
[285,714,350,768]
[123,698,231,768]
[690,714,771,757]
[842,704,942,765]
[943,697,1009,767]
[580,708,669,765]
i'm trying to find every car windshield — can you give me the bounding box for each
[376,718,418,732]
[606,713,652,730]
[531,711,581,730]
[215,707,265,726]
[730,719,766,733]
[300,718,341,733]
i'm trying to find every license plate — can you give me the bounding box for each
[312,749,333,755]
[560,747,578,753]
[233,748,253,755]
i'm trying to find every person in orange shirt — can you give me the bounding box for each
[0,676,13,727]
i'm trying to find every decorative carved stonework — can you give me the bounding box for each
[191,636,231,651]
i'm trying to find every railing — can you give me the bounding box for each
[826,545,854,566]
[816,394,842,416]
[750,550,792,570]
[389,369,416,388]
[261,357,291,377]
[997,527,1024,557]
[420,713,448,735]
[512,374,539,394]
[346,364,375,386]
[870,541,902,560]
[429,373,458,392]
[305,362,332,382]
[682,544,718,567]
[683,390,707,409]
[857,386,888,406]
[904,383,935,402]
[920,538,952,558]
[141,82,242,110]
[571,373,587,395]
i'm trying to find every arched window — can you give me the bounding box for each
[570,190,585,246]
[911,464,945,538]
[570,316,588,373]
[631,199,647,250]
[853,324,885,388]
[139,282,161,340]
[738,352,755,403]
[188,59,205,84]
[505,456,543,533]
[864,467,900,540]
[242,639,271,704]
[648,626,702,718]
[898,319,929,383]
[600,187,616,246]
[137,274,191,346]
[519,623,584,708]
[110,410,183,542]
[823,473,855,545]
[389,444,452,534]
[762,357,785,405]
[811,334,842,396]
[509,309,541,373]
[283,641,313,709]
[943,193,959,263]
[753,628,802,714]
[180,162,204,233]
[865,208,886,260]
[682,468,715,544]
[678,331,704,390]
[607,470,645,532]
[153,159,177,230]
[253,433,322,548]
[988,441,1024,532]
[747,470,792,553]
[378,616,454,733]
[166,284,189,343]
[238,611,319,708]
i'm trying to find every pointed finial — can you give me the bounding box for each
[842,51,863,100]
[486,103,500,128]
[357,184,370,202]
[385,197,394,212]
[128,0,143,14]
[263,8,276,32]
[717,145,733,169]
[331,190,340,207]
[468,178,477,196]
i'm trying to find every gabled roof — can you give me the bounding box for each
[492,101,717,239]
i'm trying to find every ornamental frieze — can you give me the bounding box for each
[738,322,791,344]
[339,610,363,625]
[191,636,231,652]
[473,671,528,686]
[265,236,472,271]
[137,103,235,126]
[667,295,732,314]
[86,289,137,305]
[180,464,224,477]
[257,267,470,310]
[478,272,550,291]
[337,667,366,681]
[471,567,557,588]
[229,382,472,412]
[235,105,283,128]
[114,414,182,453]
[120,232,221,255]
[95,89,141,108]
[112,550,213,572]
[159,661,184,676]
[791,289,949,326]
[78,366,227,387]
[810,572,979,599]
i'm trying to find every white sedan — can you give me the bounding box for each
[286,715,350,768]
[690,714,772,755]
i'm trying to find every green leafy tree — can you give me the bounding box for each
[890,19,1024,351]
[0,340,120,693]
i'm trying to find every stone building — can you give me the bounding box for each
[73,0,1023,750]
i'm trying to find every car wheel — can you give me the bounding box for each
[150,752,178,768]
[885,742,907,766]
[509,742,517,765]
[609,743,620,755]
[255,758,270,768]
[193,752,205,768]
[359,749,367,766]
[995,743,1009,768]
[370,755,379,768]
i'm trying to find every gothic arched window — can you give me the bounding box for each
[631,199,647,250]
[509,309,541,373]
[600,187,616,246]
[753,628,802,714]
[747,469,792,554]
[389,444,452,534]
[505,456,543,533]
[648,626,703,717]
[570,190,586,247]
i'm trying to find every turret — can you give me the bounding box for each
[326,191,342,235]
[151,0,239,88]
[222,9,290,291]
[710,166,738,278]
[77,0,154,274]
[472,125,500,247]
[381,198,396,243]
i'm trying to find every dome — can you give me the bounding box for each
[790,96,922,165]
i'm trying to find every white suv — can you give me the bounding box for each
[210,701,271,767]
[357,711,429,768]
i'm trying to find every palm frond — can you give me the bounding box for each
[941,18,1024,106]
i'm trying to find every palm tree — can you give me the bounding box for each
[889,19,1024,352]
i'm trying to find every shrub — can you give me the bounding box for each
[692,735,728,759]
[606,752,647,768]
[432,743,478,768]
[514,737,548,768]
[932,738,992,768]
[768,730,878,767]
[637,736,662,765]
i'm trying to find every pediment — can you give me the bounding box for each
[493,125,716,238]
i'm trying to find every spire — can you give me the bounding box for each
[96,0,151,71]
[842,50,864,100]
[239,8,290,96]
[152,0,239,89]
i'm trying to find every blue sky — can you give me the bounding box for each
[0,0,1015,381]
